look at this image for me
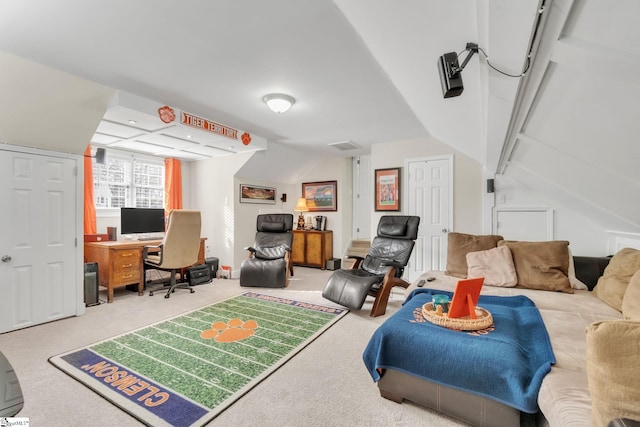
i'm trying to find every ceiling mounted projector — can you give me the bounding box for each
[438,43,478,98]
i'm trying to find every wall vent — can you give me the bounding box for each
[329,140,360,151]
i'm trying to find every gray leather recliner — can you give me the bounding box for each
[240,214,294,288]
[322,215,420,317]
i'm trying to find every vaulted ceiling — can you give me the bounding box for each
[0,0,537,165]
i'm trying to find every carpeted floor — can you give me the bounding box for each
[0,267,468,426]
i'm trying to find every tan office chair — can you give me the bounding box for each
[142,209,202,298]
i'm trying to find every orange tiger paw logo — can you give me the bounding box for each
[200,318,258,342]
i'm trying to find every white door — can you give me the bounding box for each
[0,149,79,333]
[406,156,452,280]
[352,155,371,240]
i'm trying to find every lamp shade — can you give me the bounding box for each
[263,93,295,113]
[294,197,309,212]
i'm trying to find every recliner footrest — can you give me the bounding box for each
[322,269,382,309]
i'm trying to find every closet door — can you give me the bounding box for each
[0,149,79,333]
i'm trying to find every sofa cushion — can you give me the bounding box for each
[593,247,640,312]
[466,246,517,287]
[622,270,640,320]
[586,320,640,427]
[445,232,503,278]
[568,248,588,290]
[498,240,573,293]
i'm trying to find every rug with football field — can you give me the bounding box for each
[49,292,347,426]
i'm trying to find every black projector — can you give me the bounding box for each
[438,51,464,98]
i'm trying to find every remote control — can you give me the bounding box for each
[416,279,426,287]
[427,276,436,282]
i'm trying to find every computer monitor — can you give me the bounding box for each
[120,208,166,235]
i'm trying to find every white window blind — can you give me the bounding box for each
[93,154,164,209]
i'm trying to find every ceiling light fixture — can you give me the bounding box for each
[128,119,137,124]
[263,93,295,113]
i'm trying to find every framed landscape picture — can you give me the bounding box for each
[240,184,277,204]
[302,181,337,212]
[375,168,401,211]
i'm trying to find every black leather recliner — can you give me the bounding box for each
[240,213,294,288]
[322,215,420,317]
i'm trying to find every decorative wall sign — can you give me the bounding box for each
[182,111,239,140]
[240,184,277,204]
[302,181,337,212]
[157,105,176,123]
[375,168,401,211]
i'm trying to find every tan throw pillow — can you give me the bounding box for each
[498,240,573,293]
[621,269,640,320]
[445,232,503,278]
[466,246,517,287]
[593,247,640,311]
[586,320,640,427]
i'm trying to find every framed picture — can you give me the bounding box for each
[375,168,401,211]
[302,181,337,212]
[240,184,277,204]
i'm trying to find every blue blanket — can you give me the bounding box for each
[363,288,555,413]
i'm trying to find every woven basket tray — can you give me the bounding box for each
[422,302,493,331]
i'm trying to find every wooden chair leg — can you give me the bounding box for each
[369,271,410,317]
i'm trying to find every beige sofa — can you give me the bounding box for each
[376,234,640,427]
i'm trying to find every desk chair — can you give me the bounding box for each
[322,215,420,317]
[142,209,202,298]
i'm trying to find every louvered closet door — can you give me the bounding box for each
[0,149,78,333]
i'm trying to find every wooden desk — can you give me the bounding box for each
[84,238,206,303]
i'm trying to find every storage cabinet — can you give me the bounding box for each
[292,230,333,269]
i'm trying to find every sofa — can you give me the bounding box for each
[368,233,640,427]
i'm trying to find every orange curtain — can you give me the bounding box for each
[164,158,183,211]
[84,145,97,234]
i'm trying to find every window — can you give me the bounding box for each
[93,155,164,209]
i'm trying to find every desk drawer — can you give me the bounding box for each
[112,269,141,286]
[113,249,140,262]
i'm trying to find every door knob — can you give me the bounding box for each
[442,229,448,233]
[1,255,11,262]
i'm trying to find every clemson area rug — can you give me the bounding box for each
[49,292,347,426]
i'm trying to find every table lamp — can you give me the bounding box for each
[294,197,309,230]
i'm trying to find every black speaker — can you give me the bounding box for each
[84,263,100,306]
[486,179,495,193]
[95,148,106,165]
[438,52,464,98]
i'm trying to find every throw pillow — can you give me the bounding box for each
[497,240,573,293]
[586,320,640,427]
[466,246,517,287]
[593,247,640,312]
[444,232,503,278]
[621,269,640,321]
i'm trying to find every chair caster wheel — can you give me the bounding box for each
[190,289,195,293]
[164,294,170,299]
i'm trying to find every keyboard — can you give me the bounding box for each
[137,236,163,241]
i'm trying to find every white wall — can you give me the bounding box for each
[371,136,484,236]
[297,157,353,260]
[189,151,254,275]
[494,174,613,256]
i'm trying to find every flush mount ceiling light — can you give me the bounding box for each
[263,93,295,113]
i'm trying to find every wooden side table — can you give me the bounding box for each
[292,230,333,269]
